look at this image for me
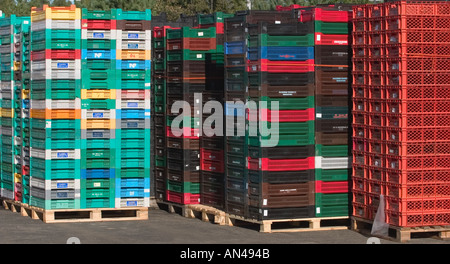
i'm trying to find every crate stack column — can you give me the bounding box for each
[80,8,118,209]
[115,9,151,208]
[197,12,234,209]
[164,26,216,205]
[0,15,29,201]
[299,5,353,218]
[29,5,82,210]
[20,19,31,204]
[246,19,316,221]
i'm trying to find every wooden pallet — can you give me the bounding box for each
[1,199,148,223]
[156,199,191,217]
[351,216,450,243]
[185,204,227,225]
[225,214,350,233]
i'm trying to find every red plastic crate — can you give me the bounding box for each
[247,156,315,171]
[386,196,450,213]
[166,126,200,139]
[276,4,305,11]
[353,138,367,152]
[353,5,367,20]
[352,164,367,179]
[353,150,367,167]
[387,72,450,86]
[387,57,450,72]
[200,148,224,162]
[353,19,367,33]
[368,45,384,59]
[385,1,450,17]
[352,58,366,72]
[353,98,366,113]
[248,108,315,122]
[385,112,450,128]
[81,19,116,30]
[166,190,200,205]
[353,85,366,99]
[367,165,384,181]
[386,16,450,31]
[300,8,352,23]
[315,180,349,194]
[367,192,381,209]
[315,33,349,45]
[352,202,370,219]
[352,72,366,85]
[386,43,450,58]
[386,182,450,199]
[153,26,180,38]
[353,190,367,205]
[368,125,383,140]
[367,179,384,195]
[368,18,384,32]
[368,153,384,168]
[384,126,450,142]
[200,159,224,173]
[385,29,450,45]
[352,176,367,193]
[386,154,450,171]
[386,210,450,227]
[367,3,385,18]
[385,99,450,115]
[117,89,150,100]
[368,98,384,113]
[385,168,450,185]
[31,49,81,60]
[368,139,383,155]
[22,165,29,176]
[14,192,22,202]
[385,141,450,156]
[246,59,315,73]
[352,45,367,59]
[352,124,367,140]
[167,37,217,51]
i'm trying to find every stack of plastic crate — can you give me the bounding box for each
[19,19,31,204]
[80,8,117,209]
[246,19,317,221]
[115,9,151,208]
[0,15,30,201]
[164,26,217,205]
[352,1,450,227]
[224,11,310,220]
[29,5,82,210]
[197,12,233,209]
[298,5,352,218]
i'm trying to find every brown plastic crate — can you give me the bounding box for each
[116,20,151,31]
[248,83,314,98]
[316,119,349,133]
[167,37,217,51]
[249,181,314,196]
[166,137,200,150]
[315,45,350,68]
[201,136,224,150]
[167,169,201,183]
[200,192,225,209]
[225,201,247,217]
[316,132,349,145]
[315,69,350,96]
[315,94,349,107]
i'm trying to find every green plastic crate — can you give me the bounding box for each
[30,138,81,150]
[166,49,217,61]
[315,21,349,35]
[81,99,116,110]
[249,34,315,47]
[30,118,81,130]
[315,145,349,157]
[117,129,149,139]
[315,168,350,182]
[82,148,116,160]
[315,193,350,217]
[30,128,81,140]
[248,121,315,147]
[166,180,200,194]
[83,198,114,208]
[167,27,216,39]
[82,8,118,20]
[30,167,79,180]
[119,69,148,80]
[82,158,114,169]
[117,9,151,21]
[116,168,150,179]
[29,196,80,210]
[198,12,234,24]
[155,157,166,167]
[82,59,116,70]
[82,39,116,50]
[81,138,116,150]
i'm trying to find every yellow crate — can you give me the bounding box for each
[1,108,14,118]
[116,50,150,60]
[81,89,116,100]
[81,119,116,130]
[31,4,81,22]
[14,62,21,72]
[14,173,22,184]
[30,109,81,119]
[22,89,30,100]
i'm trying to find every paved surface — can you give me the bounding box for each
[0,204,449,244]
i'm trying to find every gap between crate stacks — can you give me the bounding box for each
[351,216,450,243]
[1,198,149,223]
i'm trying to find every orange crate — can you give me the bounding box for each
[352,32,366,45]
[384,126,450,142]
[353,5,367,19]
[385,1,450,17]
[353,138,367,152]
[385,99,450,114]
[353,164,367,179]
[385,29,450,45]
[385,182,450,199]
[368,139,383,155]
[386,154,450,171]
[387,72,450,86]
[385,168,450,185]
[30,109,81,119]
[352,176,367,193]
[352,45,367,59]
[386,196,450,213]
[368,32,385,45]
[367,72,384,86]
[385,86,450,100]
[353,85,366,99]
[352,124,367,140]
[385,16,450,31]
[353,18,367,32]
[352,98,367,113]
[352,190,367,205]
[367,86,382,99]
[167,38,217,51]
[385,141,450,156]
[352,112,366,125]
[368,153,384,168]
[367,165,384,181]
[367,59,385,72]
[352,58,366,72]
[367,3,385,18]
[367,179,384,195]
[368,17,384,31]
[386,210,450,227]
[368,125,383,140]
[117,50,150,60]
[386,57,450,72]
[386,43,450,58]
[366,192,381,208]
[385,113,450,128]
[352,202,369,219]
[353,150,367,167]
[368,98,384,113]
[81,119,116,129]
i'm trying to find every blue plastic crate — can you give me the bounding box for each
[82,49,116,60]
[247,46,315,61]
[224,102,246,117]
[118,178,146,188]
[116,109,150,119]
[81,168,115,179]
[119,188,145,198]
[117,60,151,70]
[225,41,246,55]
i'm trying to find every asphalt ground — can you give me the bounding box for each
[1,203,449,245]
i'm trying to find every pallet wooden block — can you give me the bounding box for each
[225,214,350,233]
[351,216,450,243]
[1,199,148,223]
[185,204,227,225]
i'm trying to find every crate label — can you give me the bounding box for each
[263,199,267,206]
[196,54,202,58]
[145,83,151,87]
[127,200,138,206]
[93,112,104,118]
[94,182,101,187]
[145,111,150,116]
[127,62,137,69]
[57,63,69,69]
[128,33,139,39]
[198,32,204,37]
[57,182,68,189]
[57,152,69,158]
[94,52,104,58]
[127,102,138,107]
[263,210,268,216]
[127,122,138,128]
[316,34,321,41]
[275,20,281,24]
[93,32,105,38]
[92,132,104,138]
[57,192,68,198]
[128,43,139,49]
[316,207,320,214]
[316,113,322,118]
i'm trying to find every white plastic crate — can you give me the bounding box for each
[0,27,11,36]
[30,186,79,200]
[117,30,151,41]
[30,177,78,190]
[31,59,81,80]
[82,29,116,40]
[117,99,149,109]
[315,156,350,170]
[30,99,80,110]
[0,188,14,200]
[30,148,80,160]
[116,197,149,208]
[1,127,13,136]
[119,39,150,50]
[82,109,116,119]
[0,44,12,54]
[31,19,80,31]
